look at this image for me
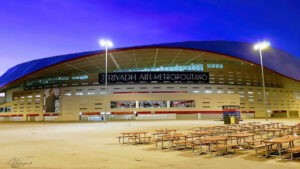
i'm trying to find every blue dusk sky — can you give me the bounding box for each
[0,0,299,75]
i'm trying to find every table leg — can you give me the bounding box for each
[278,144,282,160]
[210,142,213,157]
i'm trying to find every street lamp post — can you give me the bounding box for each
[100,39,113,123]
[254,41,270,121]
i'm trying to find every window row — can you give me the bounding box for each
[114,64,204,72]
[26,75,89,86]
[110,100,195,109]
[207,64,223,69]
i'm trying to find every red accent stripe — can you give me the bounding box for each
[27,114,39,117]
[151,91,187,93]
[113,91,149,94]
[44,113,59,116]
[111,112,134,115]
[10,114,23,117]
[137,111,151,114]
[155,111,223,114]
[0,115,9,117]
[82,112,100,115]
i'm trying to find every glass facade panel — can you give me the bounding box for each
[0,107,12,112]
[170,100,195,108]
[138,101,167,108]
[111,101,136,109]
[115,64,204,72]
[206,64,223,69]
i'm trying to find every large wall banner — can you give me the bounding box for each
[43,88,60,113]
[99,72,209,84]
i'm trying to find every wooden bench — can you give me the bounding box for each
[253,143,274,157]
[287,146,300,160]
[190,141,211,154]
[117,135,137,143]
[173,140,194,150]
[128,136,151,144]
[155,136,172,149]
[214,144,239,156]
[117,136,122,143]
[245,139,264,149]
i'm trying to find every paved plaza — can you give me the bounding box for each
[0,119,299,169]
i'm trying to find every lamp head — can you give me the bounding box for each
[254,41,270,50]
[99,39,113,47]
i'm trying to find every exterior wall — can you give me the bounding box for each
[0,89,45,121]
[58,84,299,118]
[1,82,299,121]
[60,87,240,121]
[5,87,23,102]
[0,97,5,104]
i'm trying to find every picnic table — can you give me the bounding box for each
[227,127,245,133]
[213,125,227,134]
[279,126,294,133]
[197,126,215,131]
[264,128,282,137]
[190,131,215,140]
[164,134,190,150]
[201,136,229,156]
[119,131,149,144]
[153,129,176,139]
[267,122,282,128]
[264,136,299,160]
[228,133,254,147]
[154,129,176,134]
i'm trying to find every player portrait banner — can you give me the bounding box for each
[99,72,209,84]
[43,88,60,113]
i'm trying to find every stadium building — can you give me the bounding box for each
[0,41,300,121]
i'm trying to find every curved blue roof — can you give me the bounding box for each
[0,41,299,89]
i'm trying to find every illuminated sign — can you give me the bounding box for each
[99,72,209,84]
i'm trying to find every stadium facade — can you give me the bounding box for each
[0,41,299,121]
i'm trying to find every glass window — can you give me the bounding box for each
[138,101,167,108]
[178,66,183,71]
[170,100,195,108]
[113,64,205,72]
[5,107,11,112]
[111,101,136,109]
[72,75,88,80]
[75,92,83,96]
